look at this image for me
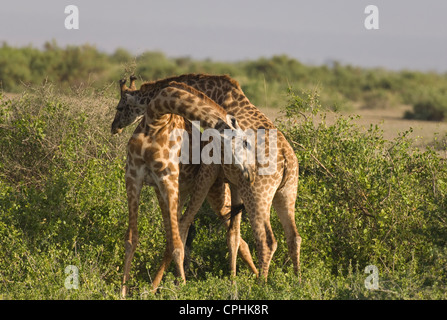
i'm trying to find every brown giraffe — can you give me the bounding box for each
[113,78,256,297]
[112,74,302,294]
[112,75,260,295]
[151,75,302,286]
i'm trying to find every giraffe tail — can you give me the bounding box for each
[278,139,298,191]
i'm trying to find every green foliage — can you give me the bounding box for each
[0,76,446,299]
[404,88,447,121]
[0,86,130,298]
[277,89,447,298]
[0,42,111,92]
[3,42,447,119]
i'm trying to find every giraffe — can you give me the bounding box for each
[150,75,302,286]
[111,74,302,295]
[114,78,256,297]
[113,75,260,295]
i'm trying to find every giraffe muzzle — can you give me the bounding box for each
[111,126,123,135]
[243,166,255,184]
[111,118,124,134]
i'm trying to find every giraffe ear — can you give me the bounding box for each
[119,79,128,96]
[125,93,136,105]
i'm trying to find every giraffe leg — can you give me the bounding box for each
[227,188,242,278]
[208,180,240,277]
[151,165,221,292]
[150,235,171,292]
[180,165,221,243]
[153,176,186,286]
[179,166,257,278]
[207,182,258,277]
[121,166,144,298]
[258,215,277,279]
[177,192,191,274]
[273,147,301,279]
[149,172,197,292]
[272,181,301,280]
[242,191,277,279]
[151,164,256,292]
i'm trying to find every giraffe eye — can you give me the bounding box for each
[231,117,237,128]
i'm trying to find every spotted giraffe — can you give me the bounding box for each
[113,75,260,295]
[114,78,255,297]
[112,74,302,293]
[151,75,302,285]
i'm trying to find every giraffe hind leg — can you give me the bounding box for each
[272,185,301,280]
[242,192,277,279]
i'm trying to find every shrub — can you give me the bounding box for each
[403,86,447,121]
[3,42,447,119]
[1,82,446,300]
[361,89,398,110]
[277,88,447,295]
[405,100,446,121]
[0,86,130,298]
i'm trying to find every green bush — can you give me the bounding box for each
[3,42,447,119]
[277,89,447,297]
[361,89,398,110]
[405,100,447,121]
[1,82,446,299]
[0,87,130,298]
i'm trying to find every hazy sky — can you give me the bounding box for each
[1,0,447,71]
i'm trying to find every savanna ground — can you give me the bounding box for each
[0,44,446,300]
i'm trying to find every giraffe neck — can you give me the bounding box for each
[136,73,274,130]
[132,81,253,182]
[139,74,240,110]
[135,82,231,132]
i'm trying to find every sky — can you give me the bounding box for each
[1,0,447,72]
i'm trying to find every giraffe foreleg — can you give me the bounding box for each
[121,164,144,298]
[272,146,301,281]
[149,174,186,291]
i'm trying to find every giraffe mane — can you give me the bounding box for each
[139,73,241,93]
[167,81,226,114]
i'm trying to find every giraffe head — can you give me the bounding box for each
[218,114,255,184]
[111,77,145,135]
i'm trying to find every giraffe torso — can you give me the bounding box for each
[126,74,291,191]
